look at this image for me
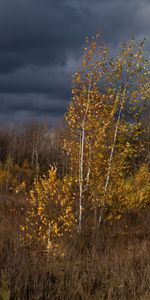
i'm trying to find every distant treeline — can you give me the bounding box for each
[0,120,69,192]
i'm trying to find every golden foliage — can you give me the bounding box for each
[19,34,150,244]
[22,166,76,248]
[106,164,150,221]
[64,34,150,225]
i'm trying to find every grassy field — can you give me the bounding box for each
[0,194,150,300]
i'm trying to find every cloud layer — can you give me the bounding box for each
[0,0,150,123]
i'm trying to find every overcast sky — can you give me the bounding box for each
[0,0,150,125]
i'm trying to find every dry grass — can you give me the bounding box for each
[0,194,150,300]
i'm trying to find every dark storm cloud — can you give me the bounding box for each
[0,65,71,98]
[0,0,87,73]
[0,0,149,123]
[0,93,67,115]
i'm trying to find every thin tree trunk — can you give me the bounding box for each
[99,87,127,223]
[78,81,91,232]
[35,150,39,181]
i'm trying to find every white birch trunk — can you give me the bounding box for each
[78,81,91,232]
[99,88,127,223]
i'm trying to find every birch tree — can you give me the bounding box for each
[64,34,150,231]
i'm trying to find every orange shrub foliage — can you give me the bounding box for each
[21,166,76,249]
